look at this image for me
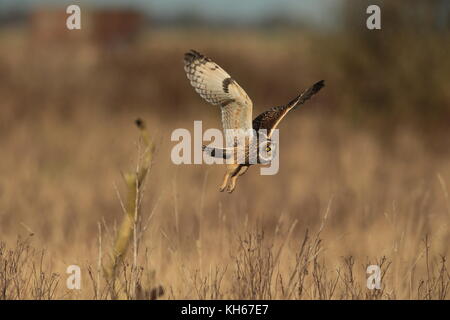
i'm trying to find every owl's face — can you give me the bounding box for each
[258,139,277,164]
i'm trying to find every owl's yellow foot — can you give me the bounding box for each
[220,173,230,192]
[227,177,237,193]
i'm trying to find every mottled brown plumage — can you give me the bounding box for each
[184,50,324,193]
[253,80,325,137]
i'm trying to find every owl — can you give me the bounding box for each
[184,50,324,193]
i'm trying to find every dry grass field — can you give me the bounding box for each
[0,24,449,300]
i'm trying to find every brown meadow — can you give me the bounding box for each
[0,25,449,299]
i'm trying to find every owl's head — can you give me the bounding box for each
[258,139,277,164]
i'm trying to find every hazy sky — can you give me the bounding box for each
[0,0,342,27]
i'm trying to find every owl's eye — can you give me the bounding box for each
[266,146,271,152]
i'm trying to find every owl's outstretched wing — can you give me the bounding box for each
[252,80,325,138]
[184,50,254,134]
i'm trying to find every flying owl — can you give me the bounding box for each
[184,49,324,193]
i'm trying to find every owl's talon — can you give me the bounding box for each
[227,184,236,193]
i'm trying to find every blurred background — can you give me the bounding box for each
[0,0,449,137]
[0,0,449,299]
